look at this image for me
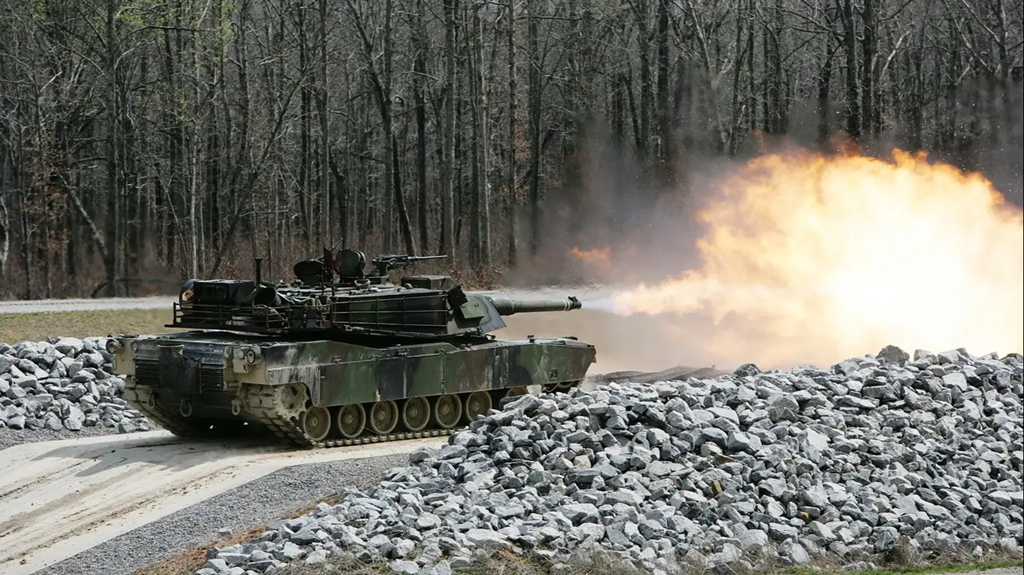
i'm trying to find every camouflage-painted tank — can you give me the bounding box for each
[106,249,596,447]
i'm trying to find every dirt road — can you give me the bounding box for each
[0,431,444,575]
[0,297,176,315]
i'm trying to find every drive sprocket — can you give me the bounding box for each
[268,383,308,421]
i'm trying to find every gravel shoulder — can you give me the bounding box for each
[0,432,444,575]
[0,425,133,451]
[187,347,1022,575]
[33,453,408,575]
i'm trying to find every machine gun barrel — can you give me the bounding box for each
[375,254,448,262]
[371,254,448,275]
[488,295,582,315]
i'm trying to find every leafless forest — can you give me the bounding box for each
[0,0,1021,299]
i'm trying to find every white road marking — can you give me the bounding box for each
[0,431,444,575]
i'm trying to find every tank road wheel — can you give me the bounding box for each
[368,400,399,435]
[401,397,431,432]
[336,404,367,439]
[544,381,580,394]
[497,386,529,409]
[432,394,462,429]
[463,391,492,423]
[301,406,332,442]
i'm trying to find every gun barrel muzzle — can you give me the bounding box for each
[490,295,582,315]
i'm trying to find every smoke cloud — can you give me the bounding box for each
[502,147,1024,373]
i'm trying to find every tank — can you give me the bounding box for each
[106,249,597,448]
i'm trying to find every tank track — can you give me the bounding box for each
[126,378,582,449]
[125,377,463,449]
[124,377,225,438]
[244,385,460,449]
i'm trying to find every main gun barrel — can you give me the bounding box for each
[489,295,582,315]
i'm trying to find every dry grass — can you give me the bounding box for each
[254,546,1024,575]
[277,549,554,575]
[131,496,343,575]
[0,308,179,344]
[794,555,1023,575]
[134,524,270,575]
[131,521,1024,575]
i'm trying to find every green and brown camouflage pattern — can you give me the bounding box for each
[109,293,596,448]
[110,251,596,447]
[113,330,594,405]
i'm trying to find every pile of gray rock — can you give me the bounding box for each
[198,346,1023,575]
[0,338,151,433]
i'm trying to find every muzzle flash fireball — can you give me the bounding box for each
[591,149,1024,368]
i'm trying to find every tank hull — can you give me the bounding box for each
[112,331,595,447]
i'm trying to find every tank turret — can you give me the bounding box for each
[171,249,585,340]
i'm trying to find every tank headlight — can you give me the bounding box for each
[130,340,140,352]
[105,339,122,353]
[245,348,258,364]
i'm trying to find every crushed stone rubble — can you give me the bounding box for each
[195,345,1023,575]
[0,338,152,434]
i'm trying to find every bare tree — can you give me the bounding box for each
[0,0,1020,299]
[441,0,457,261]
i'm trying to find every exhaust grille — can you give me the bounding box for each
[135,358,225,392]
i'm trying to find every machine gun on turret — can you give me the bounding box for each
[291,249,447,287]
[371,254,448,277]
[370,252,446,280]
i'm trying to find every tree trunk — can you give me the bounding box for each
[319,0,330,243]
[392,134,416,255]
[728,0,747,155]
[441,0,457,261]
[478,6,492,268]
[861,0,878,138]
[772,0,786,133]
[527,0,542,257]
[298,4,312,249]
[817,38,835,147]
[655,0,672,181]
[104,0,120,296]
[636,0,651,165]
[469,6,481,268]
[381,0,395,252]
[506,0,519,267]
[414,0,429,253]
[842,0,860,140]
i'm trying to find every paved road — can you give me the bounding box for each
[0,431,445,575]
[0,297,177,314]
